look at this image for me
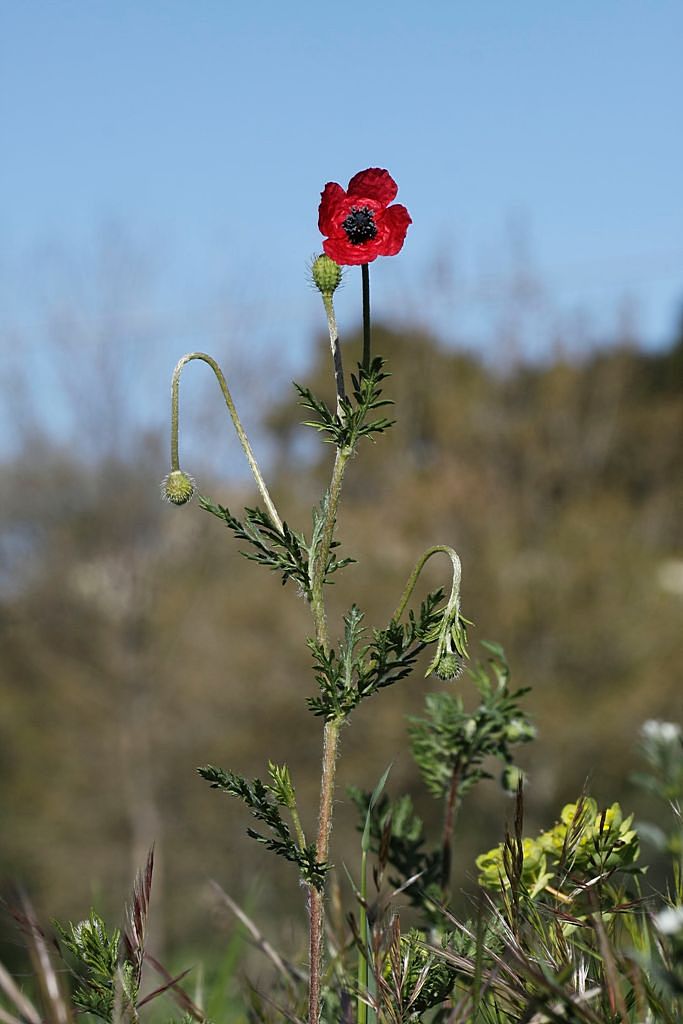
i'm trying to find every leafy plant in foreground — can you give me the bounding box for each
[349,644,535,916]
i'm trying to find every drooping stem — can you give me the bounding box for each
[392,545,462,624]
[170,352,283,533]
[393,546,465,899]
[361,263,371,371]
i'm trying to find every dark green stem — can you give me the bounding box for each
[361,263,371,371]
[440,760,462,896]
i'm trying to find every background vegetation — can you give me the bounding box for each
[1,278,681,975]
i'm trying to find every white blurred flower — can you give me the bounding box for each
[641,720,681,744]
[657,558,683,596]
[654,905,683,935]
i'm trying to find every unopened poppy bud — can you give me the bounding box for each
[434,652,463,681]
[162,469,195,505]
[501,765,526,794]
[311,254,342,296]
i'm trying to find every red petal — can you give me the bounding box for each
[376,204,411,256]
[323,236,381,266]
[346,168,398,208]
[318,182,346,236]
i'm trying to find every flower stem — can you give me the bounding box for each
[361,263,371,371]
[308,716,341,1023]
[309,447,350,645]
[170,352,283,532]
[307,444,350,1024]
[392,545,462,623]
[323,293,346,415]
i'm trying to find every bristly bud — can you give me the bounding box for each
[434,652,464,681]
[162,469,195,505]
[311,253,342,296]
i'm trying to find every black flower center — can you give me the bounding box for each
[342,206,377,245]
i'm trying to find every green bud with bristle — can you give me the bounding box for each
[162,469,195,505]
[501,764,526,793]
[311,254,342,296]
[504,718,537,743]
[463,716,477,741]
[434,652,463,681]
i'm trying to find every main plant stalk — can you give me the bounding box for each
[307,445,349,1023]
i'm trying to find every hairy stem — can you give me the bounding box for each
[171,352,283,532]
[323,293,346,415]
[309,447,351,646]
[307,445,350,1023]
[392,545,462,623]
[308,717,341,1023]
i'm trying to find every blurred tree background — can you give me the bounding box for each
[0,249,681,969]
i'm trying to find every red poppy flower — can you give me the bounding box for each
[318,168,411,266]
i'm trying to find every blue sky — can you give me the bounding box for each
[1,1,682,438]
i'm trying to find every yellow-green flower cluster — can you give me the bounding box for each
[537,799,639,875]
[476,837,553,898]
[476,799,639,896]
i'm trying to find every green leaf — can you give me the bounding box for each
[267,762,296,810]
[409,647,534,800]
[198,765,329,890]
[306,590,446,721]
[199,500,311,593]
[295,357,395,451]
[54,911,123,1021]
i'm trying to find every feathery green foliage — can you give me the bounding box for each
[306,591,447,720]
[199,498,354,594]
[54,912,125,1021]
[197,764,328,890]
[295,356,395,449]
[409,642,534,800]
